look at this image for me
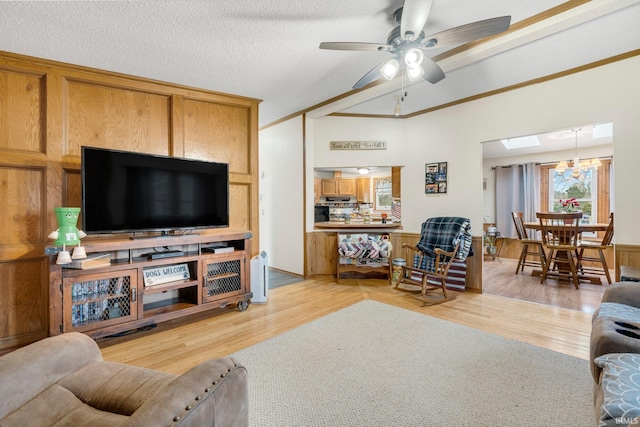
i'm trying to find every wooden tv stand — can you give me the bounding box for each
[47,230,252,339]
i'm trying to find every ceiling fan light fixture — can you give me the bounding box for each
[403,48,423,67]
[380,58,400,80]
[406,65,424,81]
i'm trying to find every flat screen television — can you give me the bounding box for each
[81,146,229,235]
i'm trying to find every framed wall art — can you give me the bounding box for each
[425,162,447,194]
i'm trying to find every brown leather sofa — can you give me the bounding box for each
[0,332,248,426]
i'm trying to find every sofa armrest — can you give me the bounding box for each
[123,356,248,427]
[602,282,640,309]
[0,332,102,421]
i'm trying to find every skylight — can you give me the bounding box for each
[593,123,613,138]
[500,135,540,150]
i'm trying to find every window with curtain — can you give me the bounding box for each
[374,177,392,211]
[541,159,611,225]
[548,167,597,221]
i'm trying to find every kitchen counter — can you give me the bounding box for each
[314,222,402,230]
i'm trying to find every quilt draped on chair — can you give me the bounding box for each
[414,217,473,272]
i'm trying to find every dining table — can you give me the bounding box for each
[523,221,610,234]
[523,219,610,285]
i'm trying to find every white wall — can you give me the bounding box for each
[310,56,640,244]
[310,117,405,231]
[258,116,304,275]
[259,56,640,275]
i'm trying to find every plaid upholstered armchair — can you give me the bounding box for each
[393,217,472,305]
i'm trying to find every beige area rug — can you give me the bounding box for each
[230,300,594,426]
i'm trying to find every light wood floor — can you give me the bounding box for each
[483,257,609,314]
[98,270,594,375]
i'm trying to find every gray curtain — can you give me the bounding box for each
[495,163,540,239]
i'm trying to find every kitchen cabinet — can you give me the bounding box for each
[338,178,356,196]
[356,177,370,202]
[314,178,320,203]
[392,167,402,198]
[321,179,338,196]
[321,177,355,196]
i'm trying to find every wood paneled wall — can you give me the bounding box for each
[0,51,260,353]
[615,245,640,281]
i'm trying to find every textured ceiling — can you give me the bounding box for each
[0,1,639,128]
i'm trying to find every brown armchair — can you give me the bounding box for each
[0,332,248,426]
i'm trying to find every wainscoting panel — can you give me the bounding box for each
[305,231,482,292]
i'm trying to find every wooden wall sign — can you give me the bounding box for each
[330,140,387,150]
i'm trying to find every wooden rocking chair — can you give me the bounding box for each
[394,241,460,305]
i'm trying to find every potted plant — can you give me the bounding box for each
[484,233,497,256]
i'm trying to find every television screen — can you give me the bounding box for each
[82,146,229,234]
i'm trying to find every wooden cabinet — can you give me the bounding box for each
[338,178,355,196]
[321,178,355,196]
[49,231,252,339]
[202,254,245,304]
[314,178,321,203]
[356,177,370,202]
[61,269,138,334]
[321,179,338,196]
[321,171,356,197]
[392,167,402,198]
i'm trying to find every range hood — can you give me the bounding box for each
[325,196,351,202]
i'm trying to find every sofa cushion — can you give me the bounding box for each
[594,353,640,427]
[0,384,127,427]
[597,303,640,323]
[590,303,640,381]
[58,361,176,416]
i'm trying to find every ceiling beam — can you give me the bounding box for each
[306,0,638,121]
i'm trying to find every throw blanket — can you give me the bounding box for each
[415,217,473,262]
[338,234,391,260]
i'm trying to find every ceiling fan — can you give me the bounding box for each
[319,0,511,89]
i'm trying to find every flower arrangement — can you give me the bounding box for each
[560,198,580,212]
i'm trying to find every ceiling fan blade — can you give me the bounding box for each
[421,56,445,84]
[319,42,390,52]
[352,60,389,89]
[421,16,512,49]
[400,0,433,41]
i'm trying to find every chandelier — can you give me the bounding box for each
[555,128,601,178]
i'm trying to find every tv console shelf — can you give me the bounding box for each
[47,230,252,339]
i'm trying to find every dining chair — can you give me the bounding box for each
[578,212,614,284]
[536,212,583,289]
[511,212,547,275]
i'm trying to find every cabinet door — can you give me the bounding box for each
[338,178,356,195]
[356,177,370,202]
[321,179,338,196]
[61,269,138,333]
[314,178,320,202]
[392,167,402,198]
[202,254,246,304]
